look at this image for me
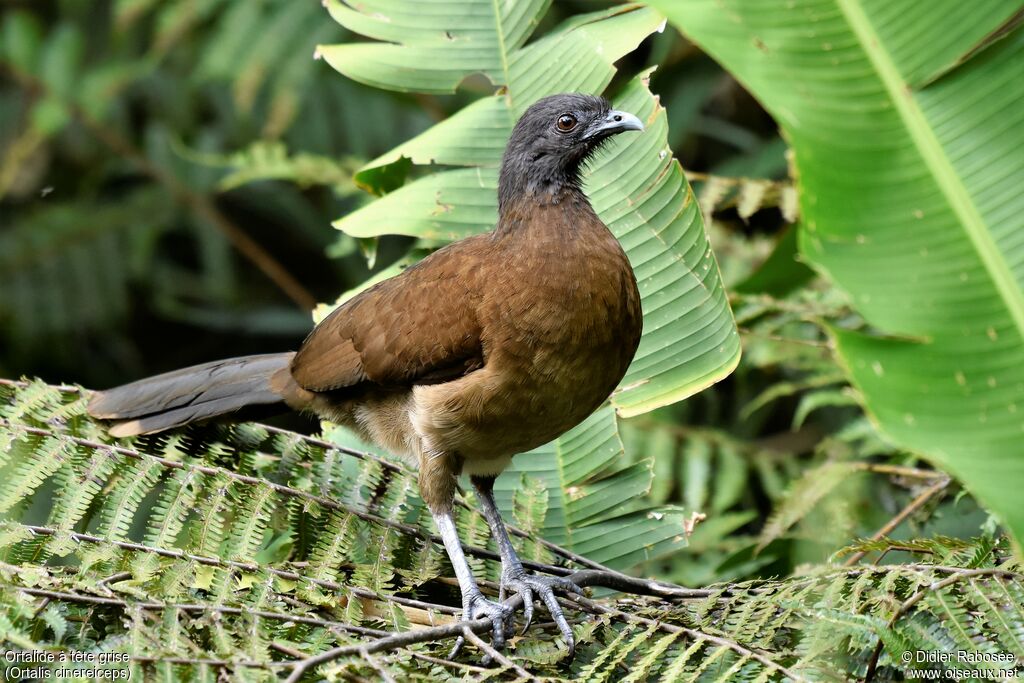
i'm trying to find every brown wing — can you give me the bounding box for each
[290,237,487,393]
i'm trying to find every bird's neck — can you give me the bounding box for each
[496,160,595,239]
[497,152,585,214]
[493,183,601,241]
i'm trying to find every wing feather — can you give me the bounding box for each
[290,237,487,392]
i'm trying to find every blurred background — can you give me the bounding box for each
[0,0,781,387]
[0,0,984,587]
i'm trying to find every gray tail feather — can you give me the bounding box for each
[88,352,295,437]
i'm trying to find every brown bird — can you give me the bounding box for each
[88,93,644,655]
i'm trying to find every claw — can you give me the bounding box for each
[450,590,514,661]
[519,585,535,634]
[502,572,582,657]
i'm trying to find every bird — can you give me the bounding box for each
[88,92,645,656]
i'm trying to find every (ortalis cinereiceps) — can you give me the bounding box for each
[89,93,645,656]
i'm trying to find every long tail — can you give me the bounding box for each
[88,352,295,437]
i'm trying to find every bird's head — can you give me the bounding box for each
[498,93,644,211]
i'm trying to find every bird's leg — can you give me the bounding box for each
[432,507,514,657]
[471,475,582,655]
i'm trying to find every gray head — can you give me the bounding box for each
[498,93,644,211]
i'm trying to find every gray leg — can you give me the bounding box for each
[471,475,582,655]
[432,507,513,656]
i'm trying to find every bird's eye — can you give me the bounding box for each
[556,114,577,132]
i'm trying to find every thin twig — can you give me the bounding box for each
[737,327,832,348]
[359,647,398,683]
[437,569,713,601]
[258,424,406,475]
[270,642,307,659]
[31,597,51,619]
[282,568,724,681]
[843,476,951,566]
[15,523,461,617]
[130,655,270,669]
[568,593,810,682]
[394,650,488,673]
[461,627,538,681]
[0,378,83,393]
[864,568,1018,681]
[571,569,714,599]
[11,587,390,636]
[281,592,528,683]
[851,463,946,480]
[729,291,850,319]
[97,571,132,594]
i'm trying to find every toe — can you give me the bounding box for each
[501,603,516,640]
[491,615,506,650]
[457,594,518,657]
[518,584,535,633]
[448,635,465,660]
[501,573,582,649]
[555,610,575,658]
[538,587,575,657]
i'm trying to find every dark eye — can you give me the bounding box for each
[556,114,577,132]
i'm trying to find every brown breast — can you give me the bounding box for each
[412,192,642,464]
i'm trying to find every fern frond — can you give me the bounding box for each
[757,462,863,551]
[2,381,1022,682]
[0,431,69,514]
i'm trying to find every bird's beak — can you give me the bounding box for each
[586,110,645,139]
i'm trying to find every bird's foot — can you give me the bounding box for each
[448,590,514,660]
[503,571,583,656]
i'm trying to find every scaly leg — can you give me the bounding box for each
[471,475,582,655]
[432,507,514,656]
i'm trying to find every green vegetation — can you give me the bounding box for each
[2,1,1022,680]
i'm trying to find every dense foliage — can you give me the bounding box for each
[2,1,1022,680]
[2,381,1021,681]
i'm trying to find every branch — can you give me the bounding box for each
[281,592,528,683]
[15,523,461,617]
[2,64,316,310]
[282,569,727,682]
[359,647,399,683]
[565,592,810,683]
[8,549,1018,681]
[864,568,1019,681]
[394,650,487,674]
[461,628,538,681]
[843,476,951,566]
[11,587,389,638]
[569,569,713,600]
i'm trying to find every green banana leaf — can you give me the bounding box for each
[653,0,1024,550]
[494,406,689,567]
[318,2,741,417]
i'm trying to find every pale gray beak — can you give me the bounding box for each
[587,109,645,139]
